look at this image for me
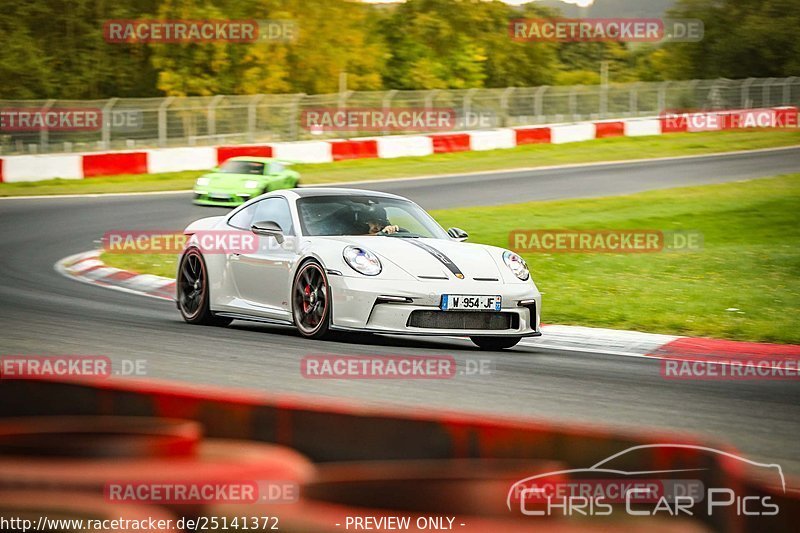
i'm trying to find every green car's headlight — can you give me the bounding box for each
[244,180,260,189]
[195,177,211,186]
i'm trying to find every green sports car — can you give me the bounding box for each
[192,157,301,206]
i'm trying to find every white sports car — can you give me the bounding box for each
[176,188,541,350]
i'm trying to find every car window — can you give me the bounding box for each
[251,197,295,235]
[227,203,258,230]
[219,160,265,175]
[268,162,285,174]
[296,196,448,238]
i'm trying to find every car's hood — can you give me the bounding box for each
[320,236,503,280]
[199,172,261,188]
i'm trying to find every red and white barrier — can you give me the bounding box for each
[1,107,795,183]
[550,123,596,144]
[375,135,434,158]
[468,129,516,151]
[147,147,217,173]
[624,118,662,137]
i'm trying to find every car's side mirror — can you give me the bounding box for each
[447,227,468,241]
[251,220,284,243]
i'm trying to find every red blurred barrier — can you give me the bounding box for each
[0,416,200,458]
[514,127,552,145]
[430,133,471,153]
[0,377,797,532]
[0,158,4,183]
[329,139,379,161]
[594,121,625,138]
[216,145,274,165]
[82,152,147,177]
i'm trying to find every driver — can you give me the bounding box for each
[363,205,400,235]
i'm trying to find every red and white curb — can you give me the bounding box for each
[55,250,175,301]
[4,106,796,183]
[56,250,800,365]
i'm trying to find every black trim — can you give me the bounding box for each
[406,240,465,279]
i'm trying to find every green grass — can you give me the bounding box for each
[2,128,799,197]
[101,174,800,344]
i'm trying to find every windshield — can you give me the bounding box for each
[219,160,265,175]
[296,196,449,239]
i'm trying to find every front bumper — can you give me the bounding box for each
[328,275,541,337]
[192,189,252,206]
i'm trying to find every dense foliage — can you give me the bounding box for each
[0,0,797,99]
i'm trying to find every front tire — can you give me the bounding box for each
[470,336,521,351]
[292,260,332,339]
[177,249,232,327]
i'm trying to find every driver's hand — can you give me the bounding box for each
[382,225,400,234]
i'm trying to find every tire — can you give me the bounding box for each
[291,260,332,339]
[470,336,521,351]
[177,248,232,327]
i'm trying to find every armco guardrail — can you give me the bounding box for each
[1,77,799,156]
[0,376,796,531]
[1,106,796,183]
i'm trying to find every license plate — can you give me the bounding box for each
[441,294,502,311]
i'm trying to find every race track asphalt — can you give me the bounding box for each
[1,147,799,476]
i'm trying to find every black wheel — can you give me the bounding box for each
[292,261,332,339]
[470,336,521,351]
[177,249,232,326]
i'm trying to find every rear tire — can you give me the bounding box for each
[177,249,232,327]
[292,260,332,340]
[470,336,521,351]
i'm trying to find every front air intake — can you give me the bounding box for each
[407,311,517,330]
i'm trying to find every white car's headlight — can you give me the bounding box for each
[195,177,211,186]
[343,246,382,276]
[244,180,260,189]
[503,250,529,281]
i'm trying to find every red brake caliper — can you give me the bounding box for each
[303,284,312,313]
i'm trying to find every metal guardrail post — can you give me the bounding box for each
[499,87,514,127]
[463,88,477,128]
[289,93,305,141]
[629,83,640,116]
[741,78,756,108]
[247,95,265,143]
[381,89,397,136]
[534,86,547,122]
[39,99,55,152]
[763,78,777,107]
[101,98,118,150]
[208,95,224,140]
[158,96,174,148]
[657,81,669,113]
[784,77,799,105]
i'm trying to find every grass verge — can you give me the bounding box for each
[101,174,800,344]
[3,128,799,197]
